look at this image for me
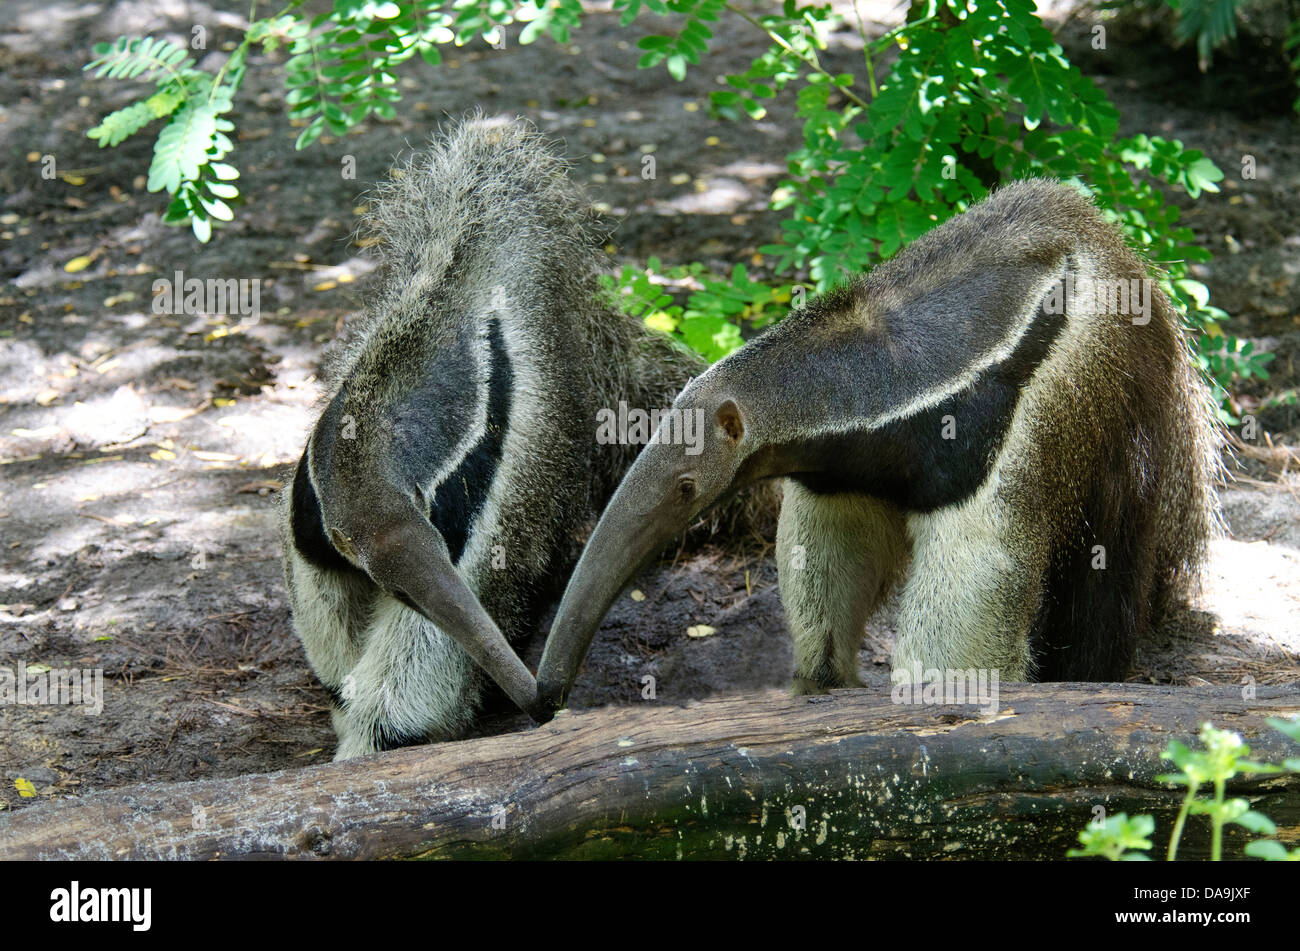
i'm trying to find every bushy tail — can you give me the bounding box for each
[1153,346,1227,617]
[322,113,608,389]
[362,112,602,290]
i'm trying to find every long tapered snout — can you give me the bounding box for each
[537,395,751,713]
[358,517,550,723]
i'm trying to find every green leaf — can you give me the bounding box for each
[87,100,159,147]
[85,35,195,82]
[1230,809,1277,835]
[1068,812,1155,861]
[147,102,219,194]
[1245,840,1299,861]
[1268,716,1300,744]
[206,181,239,199]
[1184,155,1223,198]
[295,117,326,151]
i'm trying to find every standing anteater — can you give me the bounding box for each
[537,180,1223,712]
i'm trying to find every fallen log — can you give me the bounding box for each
[1,683,1297,860]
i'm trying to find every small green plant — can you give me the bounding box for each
[1069,717,1300,861]
[1244,715,1300,860]
[1068,812,1157,860]
[1159,722,1284,860]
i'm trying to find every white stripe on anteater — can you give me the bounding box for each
[538,179,1223,708]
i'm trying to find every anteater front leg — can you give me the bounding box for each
[776,481,906,694]
[332,597,482,760]
[894,502,1043,680]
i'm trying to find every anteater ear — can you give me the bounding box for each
[716,398,746,443]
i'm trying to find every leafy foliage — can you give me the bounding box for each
[600,257,791,362]
[1167,0,1240,69]
[623,0,726,82]
[1157,722,1283,861]
[1115,0,1300,114]
[81,0,1263,405]
[1102,0,1241,71]
[87,96,173,147]
[279,0,591,149]
[85,35,195,81]
[84,33,243,241]
[603,0,1261,410]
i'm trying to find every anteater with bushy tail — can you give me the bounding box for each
[537,180,1225,713]
[279,117,707,760]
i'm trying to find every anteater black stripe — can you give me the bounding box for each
[290,437,357,576]
[293,320,513,572]
[796,292,1068,511]
[426,318,514,563]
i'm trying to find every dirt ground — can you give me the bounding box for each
[1,0,1298,815]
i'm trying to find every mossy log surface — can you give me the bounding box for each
[2,683,1296,860]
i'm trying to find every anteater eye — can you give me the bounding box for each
[677,476,697,502]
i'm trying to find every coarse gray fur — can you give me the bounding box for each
[537,179,1224,710]
[280,115,707,759]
